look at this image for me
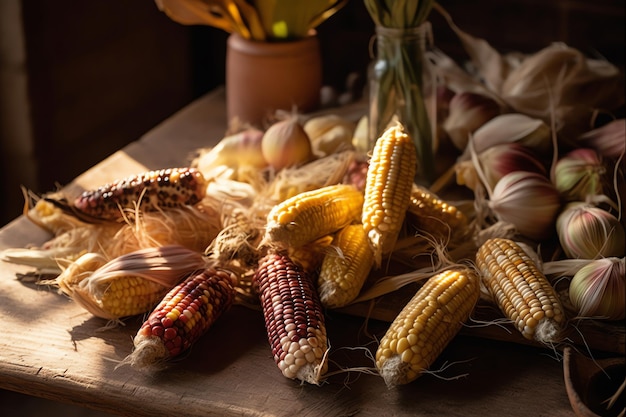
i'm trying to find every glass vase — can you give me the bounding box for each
[368,22,436,185]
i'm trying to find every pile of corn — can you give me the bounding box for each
[2,99,623,389]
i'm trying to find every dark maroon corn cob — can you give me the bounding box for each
[252,252,329,385]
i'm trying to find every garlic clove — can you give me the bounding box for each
[569,257,625,320]
[556,202,625,259]
[442,91,501,150]
[463,113,552,160]
[488,171,562,241]
[553,148,607,202]
[578,118,625,160]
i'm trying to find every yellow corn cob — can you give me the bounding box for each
[55,245,207,320]
[265,184,364,249]
[375,267,480,387]
[475,238,566,344]
[125,265,237,369]
[362,123,417,267]
[406,184,469,244]
[46,167,207,223]
[253,252,329,385]
[317,224,373,308]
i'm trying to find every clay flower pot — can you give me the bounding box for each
[226,33,322,128]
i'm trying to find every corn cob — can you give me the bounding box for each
[253,252,329,385]
[125,265,237,369]
[54,245,208,320]
[264,184,363,249]
[362,123,417,267]
[46,167,207,223]
[475,238,566,344]
[317,224,373,308]
[375,267,480,387]
[406,184,469,244]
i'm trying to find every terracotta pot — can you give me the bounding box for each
[226,33,322,128]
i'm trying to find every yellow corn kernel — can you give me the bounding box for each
[317,224,373,308]
[362,123,417,267]
[406,184,469,244]
[265,184,364,249]
[375,267,480,387]
[475,237,566,344]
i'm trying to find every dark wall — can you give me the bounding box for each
[0,0,623,225]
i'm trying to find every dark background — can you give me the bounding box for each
[1,0,624,225]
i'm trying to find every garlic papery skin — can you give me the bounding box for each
[553,148,606,202]
[462,113,552,160]
[488,171,562,241]
[442,91,501,150]
[569,257,625,320]
[261,116,314,171]
[457,143,546,191]
[556,202,626,259]
[578,118,626,160]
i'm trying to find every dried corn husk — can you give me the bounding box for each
[431,4,624,140]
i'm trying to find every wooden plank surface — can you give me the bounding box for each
[0,87,602,416]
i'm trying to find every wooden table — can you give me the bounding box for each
[0,88,592,416]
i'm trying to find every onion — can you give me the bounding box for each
[569,257,625,320]
[556,202,625,259]
[488,171,561,241]
[261,116,314,171]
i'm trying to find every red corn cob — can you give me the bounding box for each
[123,265,237,369]
[253,252,329,385]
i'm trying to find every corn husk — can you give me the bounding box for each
[431,3,624,140]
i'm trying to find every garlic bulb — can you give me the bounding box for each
[488,171,561,241]
[443,91,501,150]
[464,113,553,160]
[556,202,625,259]
[553,148,606,202]
[578,118,626,160]
[569,257,625,320]
[456,143,546,190]
[261,116,314,171]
